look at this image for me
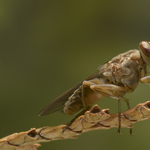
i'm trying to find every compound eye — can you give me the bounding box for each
[139,41,150,58]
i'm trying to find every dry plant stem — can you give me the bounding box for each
[1,101,150,150]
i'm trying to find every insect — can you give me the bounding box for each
[39,41,150,134]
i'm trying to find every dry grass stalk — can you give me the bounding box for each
[1,101,150,150]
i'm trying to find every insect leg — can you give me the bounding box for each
[121,97,130,109]
[118,99,121,134]
[140,76,150,85]
[121,97,133,134]
[90,84,126,134]
[62,81,98,133]
[90,84,125,99]
[62,108,88,133]
[90,84,131,109]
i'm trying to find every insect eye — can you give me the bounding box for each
[139,41,150,58]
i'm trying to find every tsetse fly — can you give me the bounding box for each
[39,41,150,134]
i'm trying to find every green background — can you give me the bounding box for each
[0,1,150,150]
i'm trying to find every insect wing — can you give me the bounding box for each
[39,72,99,116]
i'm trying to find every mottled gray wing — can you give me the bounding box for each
[39,72,99,116]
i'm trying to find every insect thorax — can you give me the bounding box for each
[100,50,147,92]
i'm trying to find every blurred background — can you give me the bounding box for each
[0,0,150,150]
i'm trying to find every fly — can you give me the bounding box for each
[39,41,150,134]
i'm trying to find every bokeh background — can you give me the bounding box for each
[0,1,150,150]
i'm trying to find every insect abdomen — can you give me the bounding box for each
[63,86,84,115]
